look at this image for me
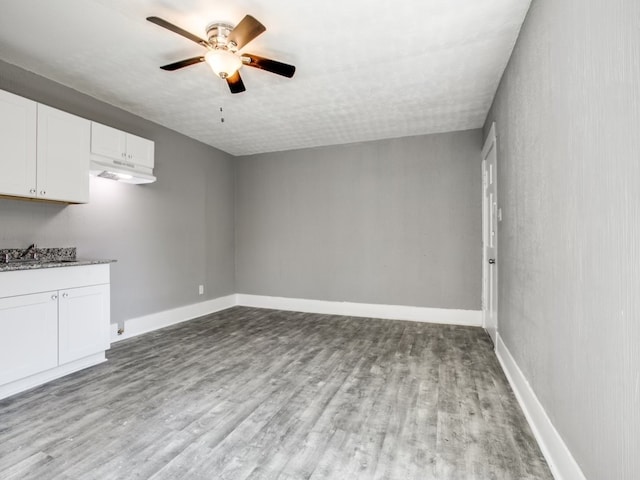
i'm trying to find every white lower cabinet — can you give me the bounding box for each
[0,291,58,385]
[58,284,110,364]
[0,264,111,399]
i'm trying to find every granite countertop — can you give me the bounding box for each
[0,247,115,272]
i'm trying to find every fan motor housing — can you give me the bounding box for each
[206,22,237,50]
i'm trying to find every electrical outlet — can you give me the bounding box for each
[198,285,204,295]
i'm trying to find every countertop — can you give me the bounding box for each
[0,246,115,272]
[0,258,115,272]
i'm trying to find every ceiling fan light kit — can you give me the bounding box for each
[147,14,295,94]
[205,50,242,79]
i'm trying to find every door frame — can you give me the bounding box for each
[481,122,498,345]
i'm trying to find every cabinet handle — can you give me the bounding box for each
[40,190,46,196]
[62,293,69,298]
[51,294,58,300]
[29,188,36,194]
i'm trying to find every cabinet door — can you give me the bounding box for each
[37,104,90,203]
[0,291,58,386]
[125,133,154,169]
[0,90,37,198]
[91,122,127,162]
[58,284,110,365]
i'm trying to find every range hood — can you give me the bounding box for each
[89,122,156,184]
[90,158,156,184]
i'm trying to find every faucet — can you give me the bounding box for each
[19,243,38,260]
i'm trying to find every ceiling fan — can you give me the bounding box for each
[147,14,296,94]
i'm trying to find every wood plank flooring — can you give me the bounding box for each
[0,307,553,479]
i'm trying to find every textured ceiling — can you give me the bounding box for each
[0,0,530,156]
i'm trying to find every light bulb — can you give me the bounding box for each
[205,50,242,79]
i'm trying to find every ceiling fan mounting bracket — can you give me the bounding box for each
[206,22,237,51]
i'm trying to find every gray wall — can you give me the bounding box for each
[235,130,482,310]
[485,0,640,478]
[0,60,236,326]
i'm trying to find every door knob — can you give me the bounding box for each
[488,258,496,264]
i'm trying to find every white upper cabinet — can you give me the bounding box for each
[37,104,90,203]
[91,122,154,169]
[0,89,90,204]
[87,121,126,163]
[0,90,37,198]
[125,132,154,169]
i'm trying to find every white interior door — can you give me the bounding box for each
[482,123,498,346]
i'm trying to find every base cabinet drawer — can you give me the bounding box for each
[0,292,58,385]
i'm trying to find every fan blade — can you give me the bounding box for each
[227,15,266,50]
[160,56,205,71]
[147,16,210,47]
[226,71,246,94]
[243,54,296,78]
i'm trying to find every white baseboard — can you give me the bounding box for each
[111,294,237,343]
[111,294,482,344]
[236,294,482,326]
[495,333,586,480]
[110,322,119,341]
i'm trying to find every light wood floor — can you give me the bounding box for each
[0,307,552,479]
